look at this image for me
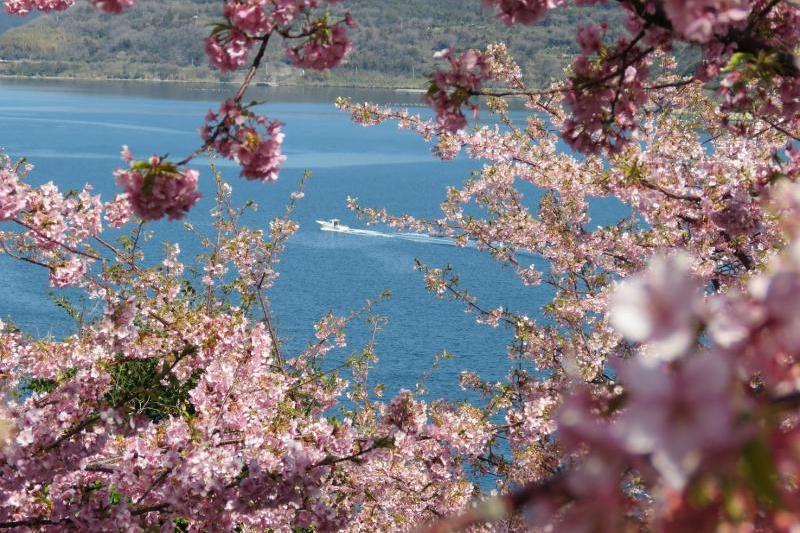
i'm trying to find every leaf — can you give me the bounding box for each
[739,438,781,509]
[723,52,755,73]
[24,377,58,394]
[48,291,81,322]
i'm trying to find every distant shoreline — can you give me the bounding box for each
[0,72,428,92]
[0,73,238,85]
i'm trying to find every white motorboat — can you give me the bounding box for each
[316,219,350,232]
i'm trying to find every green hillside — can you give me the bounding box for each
[0,0,623,87]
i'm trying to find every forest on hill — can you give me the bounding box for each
[0,0,625,87]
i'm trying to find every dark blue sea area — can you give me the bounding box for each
[0,79,625,402]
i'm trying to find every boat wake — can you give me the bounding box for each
[317,219,461,247]
[316,219,535,257]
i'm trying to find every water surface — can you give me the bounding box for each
[0,79,620,401]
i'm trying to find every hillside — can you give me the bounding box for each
[0,1,624,87]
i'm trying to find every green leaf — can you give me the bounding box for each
[24,377,58,394]
[723,52,755,73]
[109,486,122,505]
[48,291,82,323]
[739,438,781,509]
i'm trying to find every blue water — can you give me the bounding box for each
[0,80,623,402]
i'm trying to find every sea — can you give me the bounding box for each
[0,79,625,402]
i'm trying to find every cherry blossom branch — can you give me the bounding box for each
[639,179,702,202]
[256,270,284,370]
[760,116,800,142]
[414,259,517,327]
[418,473,569,533]
[233,35,271,103]
[475,74,694,98]
[0,238,50,269]
[13,218,102,261]
[175,35,271,167]
[248,174,311,370]
[313,436,394,467]
[0,517,63,529]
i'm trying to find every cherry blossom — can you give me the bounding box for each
[285,16,354,70]
[114,153,201,221]
[3,0,74,15]
[48,255,87,288]
[203,100,286,181]
[0,164,27,221]
[103,193,133,228]
[614,351,738,489]
[89,0,135,13]
[609,252,703,362]
[482,0,556,26]
[205,28,252,72]
[424,49,489,132]
[1,0,800,531]
[662,0,750,43]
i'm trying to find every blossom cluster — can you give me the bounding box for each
[562,24,650,153]
[547,223,800,528]
[285,12,356,70]
[0,156,114,291]
[114,148,201,221]
[0,165,481,530]
[0,306,471,529]
[205,0,354,72]
[482,0,555,26]
[3,0,75,15]
[3,0,135,14]
[202,100,286,182]
[338,33,800,528]
[422,0,800,155]
[0,164,27,221]
[424,48,489,132]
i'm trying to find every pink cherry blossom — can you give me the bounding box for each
[424,49,489,132]
[103,193,133,228]
[482,0,557,26]
[615,351,737,489]
[205,29,252,72]
[3,0,74,15]
[203,100,286,181]
[224,0,272,34]
[609,253,703,362]
[662,0,751,42]
[49,256,87,288]
[114,153,200,221]
[0,166,27,221]
[383,389,427,435]
[89,0,135,13]
[286,19,353,70]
